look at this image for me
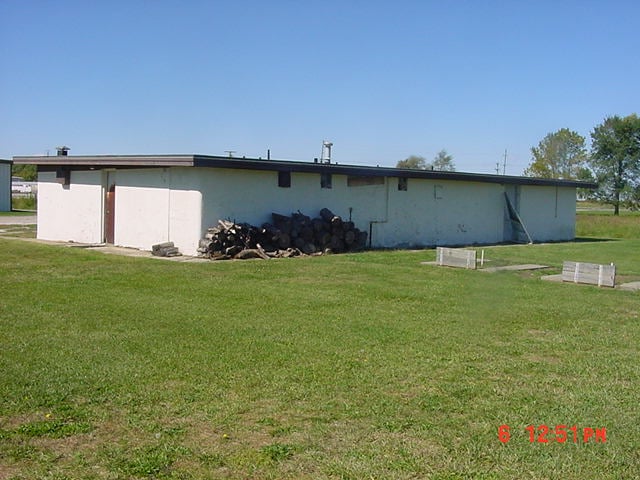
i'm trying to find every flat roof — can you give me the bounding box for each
[12,153,597,189]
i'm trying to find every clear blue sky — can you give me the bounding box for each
[1,1,638,174]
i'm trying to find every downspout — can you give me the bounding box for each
[101,171,106,242]
[166,168,172,242]
[368,177,390,248]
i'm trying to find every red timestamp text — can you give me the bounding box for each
[498,424,606,444]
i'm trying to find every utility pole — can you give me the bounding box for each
[503,149,507,175]
[495,161,500,175]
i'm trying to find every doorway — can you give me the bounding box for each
[105,183,115,244]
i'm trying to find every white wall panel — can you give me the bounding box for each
[107,168,202,255]
[200,170,510,248]
[35,164,579,255]
[519,185,576,241]
[113,169,170,251]
[37,170,103,243]
[167,168,203,255]
[199,168,388,243]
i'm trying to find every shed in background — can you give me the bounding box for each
[0,159,12,211]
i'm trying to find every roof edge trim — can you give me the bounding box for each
[12,154,597,188]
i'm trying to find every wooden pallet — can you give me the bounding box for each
[561,261,616,288]
[436,247,477,270]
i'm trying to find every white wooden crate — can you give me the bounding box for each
[561,261,616,288]
[436,247,477,270]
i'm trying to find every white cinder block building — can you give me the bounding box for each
[0,159,12,212]
[13,153,595,255]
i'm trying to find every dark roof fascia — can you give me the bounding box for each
[13,154,196,167]
[36,164,169,173]
[0,158,13,164]
[13,154,597,189]
[192,156,597,189]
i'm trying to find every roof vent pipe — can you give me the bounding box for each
[321,141,333,164]
[56,146,70,156]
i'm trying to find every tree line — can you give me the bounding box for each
[11,163,37,181]
[523,114,640,215]
[397,114,639,215]
[396,150,455,172]
[14,113,639,215]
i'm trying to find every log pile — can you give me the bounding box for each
[152,241,182,257]
[198,208,368,260]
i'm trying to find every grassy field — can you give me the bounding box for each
[0,225,36,238]
[0,213,639,479]
[0,212,36,217]
[576,210,640,239]
[0,215,36,239]
[10,196,37,211]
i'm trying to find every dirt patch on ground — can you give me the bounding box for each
[524,353,561,365]
[0,215,36,225]
[527,329,554,337]
[0,464,19,480]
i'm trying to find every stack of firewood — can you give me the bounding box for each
[152,241,181,257]
[198,208,368,260]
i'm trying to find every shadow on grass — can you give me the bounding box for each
[573,237,620,243]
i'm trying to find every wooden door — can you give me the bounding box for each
[105,184,115,244]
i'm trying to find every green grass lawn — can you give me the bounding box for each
[10,195,37,211]
[0,225,37,239]
[1,214,639,479]
[0,211,36,217]
[576,210,640,239]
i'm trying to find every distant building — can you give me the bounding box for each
[13,153,596,255]
[0,159,12,211]
[11,176,36,194]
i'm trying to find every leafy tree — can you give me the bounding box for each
[626,185,640,211]
[12,164,37,181]
[396,151,455,171]
[432,149,455,171]
[590,114,640,215]
[576,166,597,201]
[524,128,588,179]
[396,155,427,169]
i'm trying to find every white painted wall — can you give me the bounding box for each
[0,161,11,211]
[199,168,389,239]
[113,168,202,255]
[519,185,576,241]
[114,169,170,251]
[37,170,104,243]
[35,165,578,255]
[198,168,569,248]
[380,179,507,247]
[37,168,203,254]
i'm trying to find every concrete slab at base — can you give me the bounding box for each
[0,215,37,225]
[541,274,564,283]
[619,281,640,292]
[541,276,640,291]
[422,261,550,273]
[86,245,209,262]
